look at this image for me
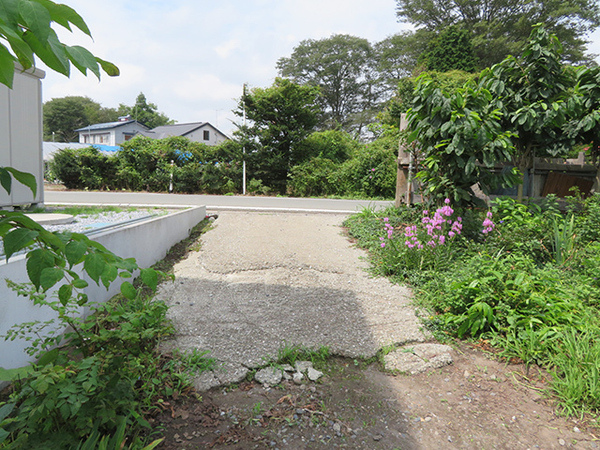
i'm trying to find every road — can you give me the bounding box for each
[43,190,394,214]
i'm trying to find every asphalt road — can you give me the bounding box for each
[43,190,394,214]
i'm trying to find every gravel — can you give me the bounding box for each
[43,210,161,234]
[1,209,164,256]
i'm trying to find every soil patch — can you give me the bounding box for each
[154,343,597,449]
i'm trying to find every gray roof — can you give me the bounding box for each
[74,120,149,132]
[139,122,208,139]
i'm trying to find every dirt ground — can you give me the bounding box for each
[153,342,599,450]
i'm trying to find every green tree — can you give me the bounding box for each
[277,34,382,134]
[374,30,430,93]
[422,25,478,72]
[234,78,321,193]
[43,96,118,142]
[482,24,578,199]
[395,0,600,67]
[117,92,173,129]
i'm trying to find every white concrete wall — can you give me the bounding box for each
[0,67,45,207]
[0,206,206,373]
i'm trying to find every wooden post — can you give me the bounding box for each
[395,114,411,208]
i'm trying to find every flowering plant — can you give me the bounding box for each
[378,199,495,273]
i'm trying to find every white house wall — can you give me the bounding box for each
[0,67,45,207]
[185,124,228,146]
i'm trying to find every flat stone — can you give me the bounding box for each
[384,343,454,375]
[307,367,323,381]
[193,360,248,391]
[255,367,283,386]
[280,364,294,372]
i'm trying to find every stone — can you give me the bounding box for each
[307,367,323,381]
[255,367,283,386]
[281,364,294,372]
[383,343,454,375]
[293,372,304,384]
[295,361,313,373]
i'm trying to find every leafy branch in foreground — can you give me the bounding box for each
[0,0,119,88]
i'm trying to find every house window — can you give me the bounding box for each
[124,134,133,141]
[203,130,210,141]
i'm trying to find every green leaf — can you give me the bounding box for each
[26,247,55,289]
[66,45,100,78]
[83,253,105,284]
[65,240,88,266]
[0,0,19,26]
[95,57,120,77]
[37,348,59,367]
[0,45,16,88]
[0,167,12,194]
[140,268,158,292]
[34,0,91,36]
[58,283,72,305]
[5,167,37,197]
[40,267,64,291]
[3,227,38,259]
[22,28,69,76]
[100,263,117,289]
[72,278,88,289]
[18,0,51,44]
[120,281,137,300]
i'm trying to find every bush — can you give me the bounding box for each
[287,157,342,197]
[49,147,117,190]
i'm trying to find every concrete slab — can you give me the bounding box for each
[158,212,430,390]
[24,213,73,225]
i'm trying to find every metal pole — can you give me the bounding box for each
[242,83,247,195]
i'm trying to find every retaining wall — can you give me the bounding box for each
[0,205,206,373]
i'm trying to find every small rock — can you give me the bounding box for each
[295,361,313,373]
[255,367,283,386]
[333,423,341,433]
[307,367,323,381]
[559,438,566,446]
[463,370,470,379]
[424,417,432,422]
[490,374,497,380]
[573,426,581,433]
[373,434,383,441]
[448,436,453,443]
[293,372,304,384]
[281,364,294,372]
[296,408,305,415]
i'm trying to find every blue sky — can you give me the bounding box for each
[42,0,600,137]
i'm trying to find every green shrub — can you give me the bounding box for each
[49,147,117,190]
[287,157,342,197]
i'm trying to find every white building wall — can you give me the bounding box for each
[0,67,45,207]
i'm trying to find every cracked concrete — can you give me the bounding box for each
[157,211,433,391]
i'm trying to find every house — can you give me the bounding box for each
[138,122,228,146]
[75,116,149,146]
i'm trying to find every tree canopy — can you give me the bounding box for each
[117,92,173,129]
[395,0,600,67]
[234,78,321,193]
[43,96,118,142]
[277,34,382,135]
[0,0,118,88]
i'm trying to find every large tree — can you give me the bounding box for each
[234,78,321,193]
[43,96,118,142]
[277,34,382,135]
[422,25,478,73]
[395,0,600,67]
[117,92,174,129]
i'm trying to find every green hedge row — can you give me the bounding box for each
[48,131,398,199]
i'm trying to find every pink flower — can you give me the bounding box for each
[371,168,376,172]
[444,198,451,204]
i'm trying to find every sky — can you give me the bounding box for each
[41,0,600,138]
[41,0,410,137]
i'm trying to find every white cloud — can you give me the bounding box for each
[40,0,410,136]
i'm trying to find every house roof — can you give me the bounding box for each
[75,120,149,132]
[138,122,228,139]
